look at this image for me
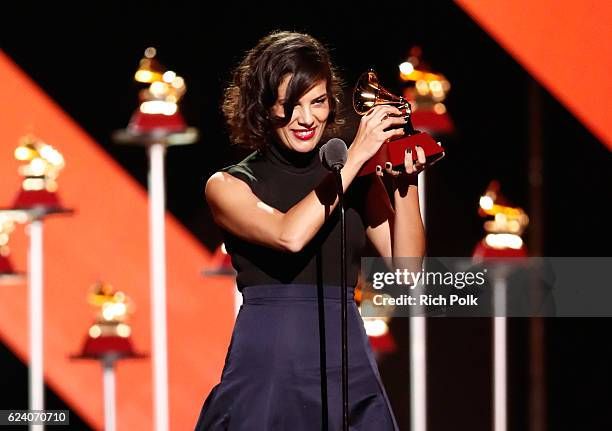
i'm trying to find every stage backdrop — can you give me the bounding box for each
[0,51,235,430]
[456,0,612,150]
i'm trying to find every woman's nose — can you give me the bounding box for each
[297,106,314,128]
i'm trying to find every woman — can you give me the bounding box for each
[196,31,426,430]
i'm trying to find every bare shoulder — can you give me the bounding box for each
[204,169,282,243]
[205,171,252,206]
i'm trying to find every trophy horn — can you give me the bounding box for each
[353,70,406,115]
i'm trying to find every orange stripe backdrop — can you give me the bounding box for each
[455,0,612,150]
[0,50,234,430]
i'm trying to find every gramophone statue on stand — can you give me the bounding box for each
[112,47,198,431]
[471,182,530,430]
[473,180,530,258]
[71,281,145,431]
[0,134,73,415]
[353,70,445,176]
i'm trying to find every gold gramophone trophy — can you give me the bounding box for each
[11,135,67,213]
[353,70,445,176]
[399,47,454,135]
[79,281,138,357]
[126,47,190,135]
[473,180,529,258]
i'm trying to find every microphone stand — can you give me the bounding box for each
[332,167,349,431]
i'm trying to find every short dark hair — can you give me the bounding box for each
[222,31,344,150]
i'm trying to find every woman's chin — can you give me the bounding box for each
[292,133,327,152]
[289,139,318,153]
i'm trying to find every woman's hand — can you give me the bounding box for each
[375,145,426,197]
[348,105,407,166]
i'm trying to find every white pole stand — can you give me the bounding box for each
[28,219,44,431]
[410,171,427,431]
[148,142,170,431]
[493,273,508,431]
[18,204,73,431]
[113,125,197,431]
[102,356,118,431]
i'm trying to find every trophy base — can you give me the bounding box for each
[113,127,199,147]
[472,239,528,259]
[368,330,397,354]
[358,132,445,176]
[0,255,25,285]
[70,335,147,363]
[78,335,139,359]
[12,189,61,209]
[7,190,73,218]
[128,110,187,134]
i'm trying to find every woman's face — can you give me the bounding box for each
[271,75,330,153]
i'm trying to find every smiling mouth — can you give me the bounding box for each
[291,127,316,141]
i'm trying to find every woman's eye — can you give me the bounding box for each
[313,98,327,105]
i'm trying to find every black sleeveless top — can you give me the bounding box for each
[220,141,368,291]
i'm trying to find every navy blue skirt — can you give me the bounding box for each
[195,284,399,430]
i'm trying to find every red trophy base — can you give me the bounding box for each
[472,240,528,259]
[77,335,140,359]
[358,132,445,176]
[128,110,187,134]
[369,332,397,355]
[202,244,236,276]
[12,189,62,210]
[0,254,24,284]
[0,254,15,274]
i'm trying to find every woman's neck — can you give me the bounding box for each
[264,139,320,173]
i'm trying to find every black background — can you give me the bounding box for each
[2,1,611,429]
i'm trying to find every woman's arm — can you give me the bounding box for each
[363,147,426,258]
[206,105,406,253]
[391,176,425,257]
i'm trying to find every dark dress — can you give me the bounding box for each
[195,141,399,430]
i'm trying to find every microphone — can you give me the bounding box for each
[320,137,351,431]
[319,138,348,171]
